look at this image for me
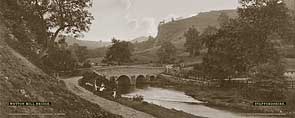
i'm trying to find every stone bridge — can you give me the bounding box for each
[93,66,165,85]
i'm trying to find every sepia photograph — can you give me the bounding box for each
[0,0,295,118]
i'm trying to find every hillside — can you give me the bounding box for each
[132,10,237,63]
[0,18,120,118]
[65,36,111,49]
[130,36,149,43]
[156,9,237,49]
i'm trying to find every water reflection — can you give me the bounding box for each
[117,85,133,94]
[136,84,149,89]
[117,84,149,94]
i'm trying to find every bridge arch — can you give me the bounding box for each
[136,75,146,85]
[117,75,131,87]
[150,75,156,81]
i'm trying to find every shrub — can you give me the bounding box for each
[132,95,144,102]
[286,92,295,112]
[248,63,287,101]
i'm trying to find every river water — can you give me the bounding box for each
[121,85,287,118]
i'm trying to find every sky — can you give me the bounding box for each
[82,0,239,41]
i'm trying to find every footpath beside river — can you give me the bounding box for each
[62,76,156,118]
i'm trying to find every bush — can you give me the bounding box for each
[284,53,295,58]
[248,63,287,101]
[82,61,92,68]
[132,95,144,102]
[142,101,149,105]
[286,92,295,112]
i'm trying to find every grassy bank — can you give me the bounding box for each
[153,74,288,114]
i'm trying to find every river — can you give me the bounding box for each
[121,85,287,118]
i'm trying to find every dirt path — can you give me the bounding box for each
[62,77,156,118]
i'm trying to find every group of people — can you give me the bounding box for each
[95,80,118,99]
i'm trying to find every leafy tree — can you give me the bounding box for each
[134,36,156,51]
[282,11,295,47]
[47,0,94,43]
[17,0,94,47]
[11,0,50,47]
[2,0,92,73]
[87,47,107,58]
[238,0,291,36]
[200,0,292,87]
[248,63,287,100]
[2,0,49,54]
[44,39,77,72]
[69,43,88,63]
[217,12,230,27]
[200,26,218,54]
[157,41,176,64]
[103,38,133,65]
[184,26,201,56]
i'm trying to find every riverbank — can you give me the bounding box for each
[77,78,203,118]
[63,77,155,118]
[153,74,287,114]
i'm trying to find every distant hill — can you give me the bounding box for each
[130,36,149,43]
[156,9,237,49]
[65,37,111,49]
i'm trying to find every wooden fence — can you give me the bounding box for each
[165,72,295,89]
[287,80,295,89]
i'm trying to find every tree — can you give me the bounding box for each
[2,0,50,54]
[87,47,107,58]
[282,11,295,47]
[18,0,94,47]
[157,41,176,64]
[248,63,287,100]
[103,38,133,65]
[134,36,156,51]
[69,43,88,63]
[184,26,201,56]
[200,26,218,54]
[234,0,292,99]
[44,39,77,72]
[217,12,230,27]
[200,0,292,88]
[47,0,94,44]
[14,0,50,47]
[238,0,291,36]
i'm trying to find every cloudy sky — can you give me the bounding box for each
[83,0,239,41]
